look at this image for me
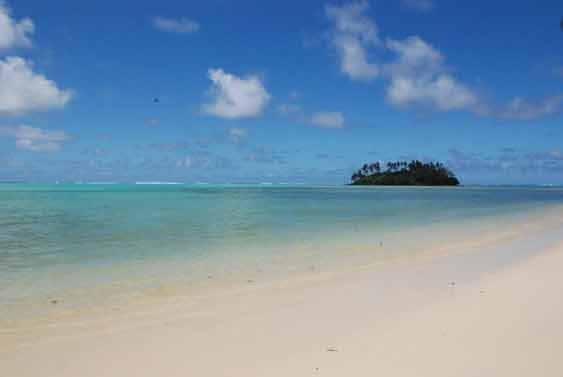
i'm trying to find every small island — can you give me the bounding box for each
[351,160,460,186]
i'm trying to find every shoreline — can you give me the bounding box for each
[2,205,563,375]
[3,204,563,349]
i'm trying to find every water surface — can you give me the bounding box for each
[2,184,563,324]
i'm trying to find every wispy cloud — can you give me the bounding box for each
[145,142,190,152]
[176,151,234,170]
[0,125,69,152]
[243,146,286,164]
[152,16,200,34]
[448,148,563,174]
[277,103,302,115]
[202,68,271,119]
[310,111,345,128]
[496,95,563,120]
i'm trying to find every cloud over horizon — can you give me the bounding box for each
[0,125,69,152]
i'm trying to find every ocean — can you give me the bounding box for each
[2,184,563,330]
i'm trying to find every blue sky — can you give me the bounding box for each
[0,0,562,184]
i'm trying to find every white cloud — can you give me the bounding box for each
[385,36,477,111]
[325,1,379,81]
[498,95,563,120]
[227,127,248,142]
[0,57,73,114]
[0,125,69,152]
[310,111,345,128]
[0,2,34,50]
[202,68,271,119]
[152,16,199,34]
[321,3,560,120]
[401,0,434,12]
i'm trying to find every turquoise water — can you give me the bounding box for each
[2,184,563,323]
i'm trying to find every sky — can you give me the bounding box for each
[0,0,562,184]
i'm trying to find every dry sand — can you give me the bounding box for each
[2,223,563,376]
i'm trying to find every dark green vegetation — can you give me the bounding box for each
[351,160,460,186]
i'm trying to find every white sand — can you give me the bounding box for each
[2,223,563,376]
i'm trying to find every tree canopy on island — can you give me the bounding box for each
[351,160,460,186]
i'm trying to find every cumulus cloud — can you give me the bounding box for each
[0,125,69,152]
[401,0,434,12]
[325,1,379,81]
[323,4,476,111]
[310,111,345,128]
[202,68,271,119]
[0,57,73,114]
[385,36,477,111]
[152,16,200,34]
[0,2,34,50]
[320,2,562,120]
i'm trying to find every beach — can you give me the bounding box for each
[2,0,561,374]
[2,193,563,376]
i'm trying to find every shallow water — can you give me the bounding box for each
[2,184,563,324]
